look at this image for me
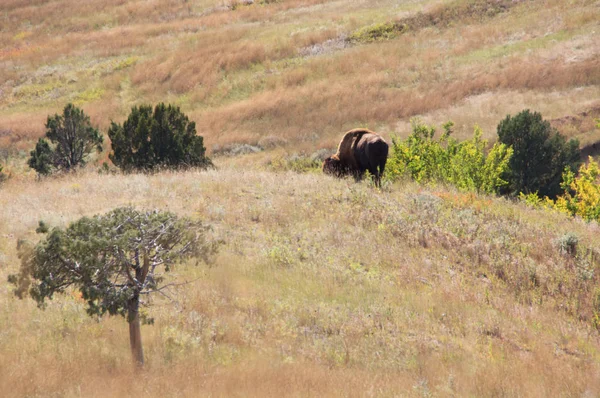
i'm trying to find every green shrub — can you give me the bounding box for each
[387,120,512,194]
[497,110,580,199]
[552,158,600,221]
[28,104,103,176]
[520,158,600,223]
[556,232,578,257]
[348,22,405,43]
[108,103,212,172]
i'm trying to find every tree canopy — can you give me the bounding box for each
[497,110,580,199]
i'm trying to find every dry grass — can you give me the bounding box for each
[2,168,600,396]
[1,1,600,393]
[1,0,598,155]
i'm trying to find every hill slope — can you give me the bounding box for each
[2,0,600,395]
[1,169,600,396]
[1,0,599,157]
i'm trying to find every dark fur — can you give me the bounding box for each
[323,131,389,187]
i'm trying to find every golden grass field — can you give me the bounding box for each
[2,169,600,396]
[1,0,600,396]
[1,0,599,158]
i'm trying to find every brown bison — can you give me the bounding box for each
[323,128,389,187]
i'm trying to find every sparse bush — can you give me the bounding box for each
[557,232,578,257]
[28,104,103,176]
[497,110,580,199]
[519,191,554,209]
[387,120,512,194]
[108,103,212,172]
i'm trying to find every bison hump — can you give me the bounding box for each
[334,129,374,168]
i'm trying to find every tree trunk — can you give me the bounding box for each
[127,294,144,366]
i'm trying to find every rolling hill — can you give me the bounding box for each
[1,0,600,396]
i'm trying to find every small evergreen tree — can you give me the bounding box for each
[108,103,212,172]
[497,110,580,199]
[28,104,103,175]
[8,207,218,366]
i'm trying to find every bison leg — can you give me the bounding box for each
[353,169,364,181]
[375,156,387,187]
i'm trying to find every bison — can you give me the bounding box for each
[323,128,389,187]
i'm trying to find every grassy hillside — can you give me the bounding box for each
[1,0,599,161]
[2,169,600,396]
[2,0,600,396]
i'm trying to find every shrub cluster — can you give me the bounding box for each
[387,110,588,213]
[386,120,512,194]
[27,103,212,176]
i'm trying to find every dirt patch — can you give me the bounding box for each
[299,36,348,58]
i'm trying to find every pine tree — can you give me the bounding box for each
[29,104,103,175]
[108,103,212,172]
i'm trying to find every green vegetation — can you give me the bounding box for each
[108,103,212,172]
[114,56,139,71]
[73,87,105,105]
[28,104,103,176]
[8,207,217,365]
[497,110,580,199]
[13,81,64,101]
[348,0,516,45]
[387,120,512,194]
[523,158,600,223]
[28,139,54,175]
[348,22,404,43]
[556,159,600,221]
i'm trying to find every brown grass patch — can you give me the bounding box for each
[1,0,599,161]
[1,169,600,396]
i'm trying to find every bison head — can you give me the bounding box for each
[323,155,346,177]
